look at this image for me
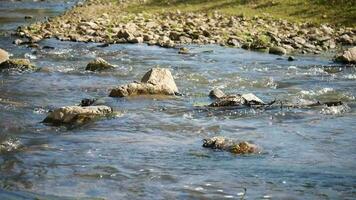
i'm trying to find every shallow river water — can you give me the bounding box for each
[0,1,355,199]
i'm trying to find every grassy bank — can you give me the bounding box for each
[127,0,356,26]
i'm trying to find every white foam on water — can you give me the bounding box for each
[321,104,351,115]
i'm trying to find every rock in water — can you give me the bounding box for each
[209,88,225,99]
[335,47,356,64]
[209,95,246,107]
[269,46,287,55]
[241,93,265,105]
[43,105,113,125]
[109,68,179,97]
[0,48,9,63]
[85,57,115,71]
[0,59,36,71]
[203,136,260,154]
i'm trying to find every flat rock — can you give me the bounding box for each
[209,95,246,107]
[209,88,225,99]
[241,93,265,105]
[110,68,179,97]
[335,47,356,64]
[43,105,113,125]
[203,136,260,154]
[0,59,36,71]
[0,48,9,63]
[85,57,115,71]
[209,92,266,107]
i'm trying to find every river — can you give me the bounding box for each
[0,1,355,199]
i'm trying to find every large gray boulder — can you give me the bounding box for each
[203,136,260,154]
[43,105,113,125]
[335,47,356,64]
[0,48,9,63]
[85,57,115,71]
[0,59,36,71]
[109,68,179,97]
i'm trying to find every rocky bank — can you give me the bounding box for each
[15,0,356,58]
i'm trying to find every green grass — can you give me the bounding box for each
[124,0,356,26]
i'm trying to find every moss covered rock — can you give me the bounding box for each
[0,59,36,71]
[85,57,115,71]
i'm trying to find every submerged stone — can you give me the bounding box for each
[43,105,113,125]
[0,138,21,153]
[0,59,36,71]
[109,68,179,97]
[85,57,115,71]
[203,136,260,154]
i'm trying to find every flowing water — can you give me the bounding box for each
[0,1,355,199]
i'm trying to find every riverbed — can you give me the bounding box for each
[0,1,355,199]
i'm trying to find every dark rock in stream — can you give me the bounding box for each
[203,136,261,154]
[109,67,179,97]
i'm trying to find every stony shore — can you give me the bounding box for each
[15,0,355,57]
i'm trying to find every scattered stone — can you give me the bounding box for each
[203,136,260,154]
[43,105,113,125]
[335,47,356,64]
[178,47,189,54]
[80,98,97,107]
[288,56,296,61]
[0,48,10,63]
[269,46,287,55]
[209,95,246,107]
[85,57,115,71]
[209,91,269,107]
[13,39,24,45]
[209,88,225,99]
[109,68,179,97]
[0,59,37,71]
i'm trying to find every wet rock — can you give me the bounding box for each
[0,59,36,71]
[85,57,115,71]
[80,98,97,107]
[109,68,179,97]
[0,48,10,63]
[24,15,33,19]
[43,105,113,125]
[13,39,24,45]
[335,47,356,64]
[209,92,268,107]
[178,47,190,54]
[288,56,296,61]
[241,93,265,105]
[203,136,260,154]
[209,95,246,107]
[209,88,225,99]
[269,46,287,55]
